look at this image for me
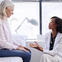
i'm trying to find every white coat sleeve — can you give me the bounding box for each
[43,38,62,57]
[43,49,56,56]
[0,23,18,50]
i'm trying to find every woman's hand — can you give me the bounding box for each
[16,46,31,52]
[16,46,28,52]
[23,46,31,52]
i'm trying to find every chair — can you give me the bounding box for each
[0,57,23,62]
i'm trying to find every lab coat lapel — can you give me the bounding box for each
[54,33,61,48]
[46,32,51,50]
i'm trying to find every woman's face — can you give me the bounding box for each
[49,18,57,30]
[5,6,14,17]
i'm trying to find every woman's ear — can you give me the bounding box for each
[3,7,7,16]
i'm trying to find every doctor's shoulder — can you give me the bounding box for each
[41,32,51,42]
[58,32,62,38]
[44,32,51,38]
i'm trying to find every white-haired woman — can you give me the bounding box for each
[0,0,31,62]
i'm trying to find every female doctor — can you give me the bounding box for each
[0,0,31,62]
[30,16,62,62]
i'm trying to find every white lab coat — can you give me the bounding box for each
[40,32,62,62]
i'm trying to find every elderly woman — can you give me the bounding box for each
[30,16,62,62]
[0,0,31,62]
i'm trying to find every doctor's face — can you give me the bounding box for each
[5,6,14,18]
[49,18,57,30]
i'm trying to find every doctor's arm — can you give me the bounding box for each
[43,38,62,57]
[30,39,62,57]
[30,42,56,55]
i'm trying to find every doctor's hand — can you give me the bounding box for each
[30,42,40,48]
[30,42,43,51]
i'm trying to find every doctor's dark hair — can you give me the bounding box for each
[51,16,62,33]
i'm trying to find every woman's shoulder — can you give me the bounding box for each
[0,19,2,25]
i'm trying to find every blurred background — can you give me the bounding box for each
[8,0,62,40]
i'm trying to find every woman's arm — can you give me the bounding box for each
[0,23,18,49]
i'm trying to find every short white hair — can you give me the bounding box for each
[0,0,14,17]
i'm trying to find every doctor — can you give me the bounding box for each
[0,0,31,62]
[30,16,62,62]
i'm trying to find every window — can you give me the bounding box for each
[42,2,62,35]
[8,2,39,39]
